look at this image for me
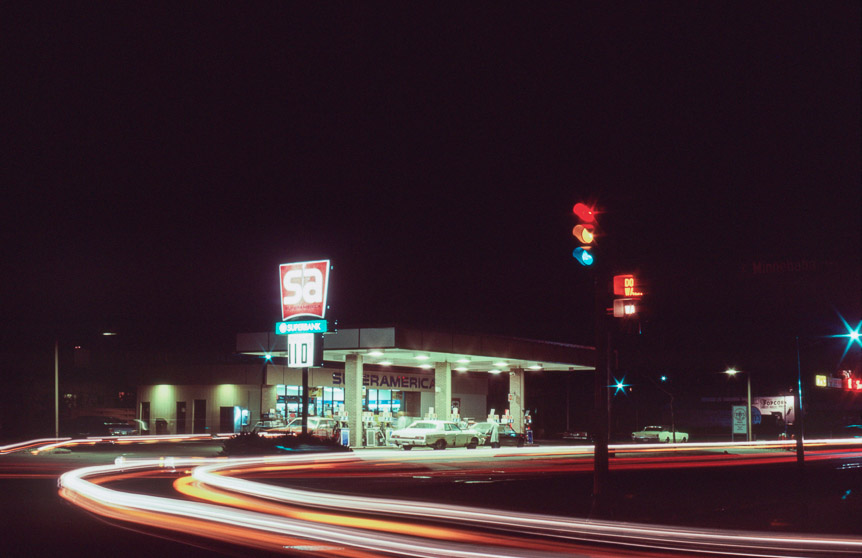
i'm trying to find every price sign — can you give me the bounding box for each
[287,333,323,368]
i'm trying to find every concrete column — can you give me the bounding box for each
[509,367,525,433]
[345,354,364,447]
[434,362,452,421]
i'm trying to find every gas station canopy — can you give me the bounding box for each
[237,326,594,373]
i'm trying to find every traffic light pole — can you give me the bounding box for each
[591,273,611,518]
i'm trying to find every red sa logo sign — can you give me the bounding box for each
[279,260,330,320]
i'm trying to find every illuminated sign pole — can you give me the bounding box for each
[279,260,331,436]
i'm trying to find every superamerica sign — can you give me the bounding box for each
[331,371,435,391]
[280,260,331,320]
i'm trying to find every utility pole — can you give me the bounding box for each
[795,336,805,468]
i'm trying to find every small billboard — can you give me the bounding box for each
[279,260,331,320]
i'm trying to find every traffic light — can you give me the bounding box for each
[572,202,597,266]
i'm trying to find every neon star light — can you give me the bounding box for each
[611,376,630,395]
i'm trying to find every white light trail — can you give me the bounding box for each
[54,442,862,557]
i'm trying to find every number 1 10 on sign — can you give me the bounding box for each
[288,333,315,367]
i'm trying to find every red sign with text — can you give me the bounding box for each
[613,274,643,297]
[279,260,330,320]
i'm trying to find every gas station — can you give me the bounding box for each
[237,325,594,447]
[135,259,595,446]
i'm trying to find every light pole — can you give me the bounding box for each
[725,368,752,442]
[54,339,59,438]
[794,337,805,467]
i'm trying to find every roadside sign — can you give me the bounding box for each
[732,405,747,434]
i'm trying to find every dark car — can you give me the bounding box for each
[65,416,137,437]
[472,422,526,448]
[558,430,591,443]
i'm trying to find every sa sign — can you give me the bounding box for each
[279,260,331,320]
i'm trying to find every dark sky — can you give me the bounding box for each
[3,4,860,386]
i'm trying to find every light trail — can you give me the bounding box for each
[55,441,862,557]
[27,433,228,455]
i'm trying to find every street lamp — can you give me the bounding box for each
[725,368,752,442]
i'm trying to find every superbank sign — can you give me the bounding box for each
[331,371,435,391]
[280,260,330,320]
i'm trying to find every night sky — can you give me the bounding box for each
[3,4,860,393]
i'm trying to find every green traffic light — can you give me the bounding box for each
[573,247,594,266]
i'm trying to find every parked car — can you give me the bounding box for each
[264,416,338,439]
[251,419,286,433]
[390,420,482,450]
[65,416,137,437]
[631,425,688,443]
[472,422,526,448]
[557,430,591,443]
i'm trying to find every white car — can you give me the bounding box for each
[264,417,338,439]
[390,420,482,450]
[251,419,286,433]
[632,425,688,443]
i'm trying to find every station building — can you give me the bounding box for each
[136,326,594,446]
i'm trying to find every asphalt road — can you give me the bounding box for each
[2,439,861,557]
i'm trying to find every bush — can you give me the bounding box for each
[220,432,351,456]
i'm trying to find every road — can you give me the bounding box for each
[2,436,862,557]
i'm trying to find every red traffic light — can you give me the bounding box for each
[572,203,596,223]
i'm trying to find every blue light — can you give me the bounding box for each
[264,353,273,361]
[830,315,862,363]
[573,247,594,266]
[611,376,630,395]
